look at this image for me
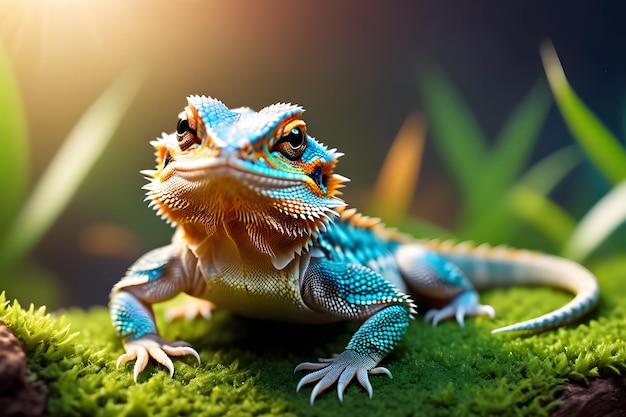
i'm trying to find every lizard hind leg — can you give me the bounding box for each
[395,244,495,327]
[164,295,215,322]
[423,291,495,327]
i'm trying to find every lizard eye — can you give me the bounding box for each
[274,126,307,160]
[176,118,201,151]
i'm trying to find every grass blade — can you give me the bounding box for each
[515,145,581,194]
[420,67,551,239]
[419,65,488,195]
[562,179,626,262]
[370,113,426,223]
[458,80,552,237]
[0,67,145,267]
[505,146,580,248]
[0,43,28,238]
[462,146,580,245]
[508,187,576,248]
[471,80,551,216]
[541,41,626,185]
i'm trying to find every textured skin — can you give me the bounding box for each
[109,96,600,404]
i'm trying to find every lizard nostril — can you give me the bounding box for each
[238,139,255,160]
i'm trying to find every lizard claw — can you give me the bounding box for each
[117,334,200,382]
[424,291,495,327]
[295,350,391,404]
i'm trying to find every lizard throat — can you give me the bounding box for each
[144,168,340,269]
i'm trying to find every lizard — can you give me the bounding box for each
[109,95,600,404]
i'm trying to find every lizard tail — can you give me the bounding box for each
[418,241,600,334]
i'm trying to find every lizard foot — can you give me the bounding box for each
[424,291,495,327]
[117,334,201,382]
[295,350,391,404]
[164,297,215,321]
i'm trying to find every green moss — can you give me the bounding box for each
[1,256,625,416]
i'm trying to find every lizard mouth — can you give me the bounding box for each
[171,155,311,191]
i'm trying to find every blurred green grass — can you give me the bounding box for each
[539,42,626,262]
[378,44,626,268]
[418,67,553,244]
[0,44,144,308]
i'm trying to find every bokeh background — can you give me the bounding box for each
[0,0,624,309]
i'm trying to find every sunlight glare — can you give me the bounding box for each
[0,0,103,73]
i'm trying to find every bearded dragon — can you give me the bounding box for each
[109,96,599,404]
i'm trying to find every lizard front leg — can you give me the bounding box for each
[296,259,416,404]
[109,244,203,381]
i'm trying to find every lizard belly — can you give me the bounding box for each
[191,234,338,324]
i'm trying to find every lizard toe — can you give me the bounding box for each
[424,291,496,328]
[424,305,456,326]
[337,367,357,402]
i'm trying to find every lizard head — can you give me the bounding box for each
[142,95,347,269]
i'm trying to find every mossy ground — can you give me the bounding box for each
[2,255,626,416]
